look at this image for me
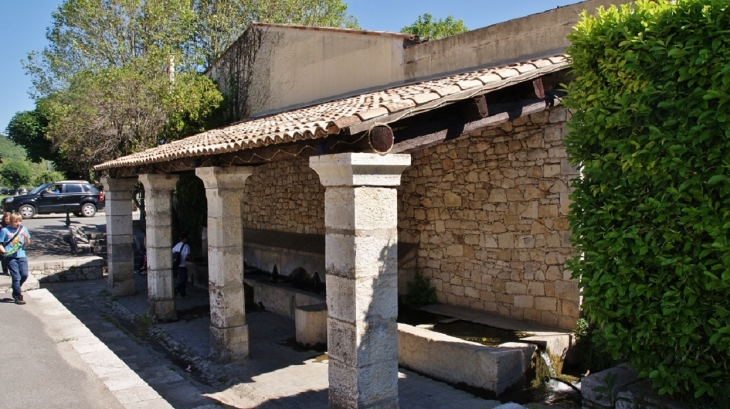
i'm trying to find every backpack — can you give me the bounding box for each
[172,243,187,269]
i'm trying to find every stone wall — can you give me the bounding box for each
[243,158,325,235]
[240,106,579,329]
[29,256,106,283]
[397,106,579,330]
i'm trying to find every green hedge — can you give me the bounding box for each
[564,0,730,398]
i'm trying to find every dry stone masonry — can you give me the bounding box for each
[244,159,325,235]
[398,106,579,329]
[239,106,579,330]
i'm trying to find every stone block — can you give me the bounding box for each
[527,282,545,296]
[548,147,568,158]
[294,304,327,345]
[555,280,579,300]
[514,295,534,308]
[205,191,245,219]
[398,324,536,395]
[515,236,535,249]
[561,159,580,175]
[505,282,526,295]
[328,358,398,409]
[561,300,580,317]
[489,189,507,203]
[560,192,573,216]
[210,324,249,362]
[523,186,545,200]
[446,245,464,257]
[544,126,563,142]
[544,164,561,177]
[538,205,559,218]
[325,187,398,230]
[310,153,411,187]
[582,366,639,409]
[498,233,515,249]
[534,297,557,311]
[207,218,243,248]
[545,252,566,265]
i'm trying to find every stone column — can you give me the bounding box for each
[310,153,411,409]
[196,166,253,362]
[138,174,179,322]
[100,177,138,296]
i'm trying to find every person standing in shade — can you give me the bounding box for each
[0,212,10,276]
[0,213,31,304]
[173,233,191,298]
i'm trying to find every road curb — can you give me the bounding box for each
[26,289,173,409]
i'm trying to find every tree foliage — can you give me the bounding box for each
[564,0,730,400]
[0,160,33,188]
[43,62,222,177]
[400,13,468,40]
[6,105,54,163]
[0,135,28,162]
[23,0,358,178]
[191,0,359,68]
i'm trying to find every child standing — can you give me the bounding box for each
[0,213,31,304]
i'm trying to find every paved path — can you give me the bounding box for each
[45,280,220,409]
[48,276,509,409]
[6,213,535,409]
[0,287,171,409]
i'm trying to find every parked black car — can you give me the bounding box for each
[2,181,105,218]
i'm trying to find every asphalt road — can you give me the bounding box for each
[20,212,108,261]
[0,291,124,409]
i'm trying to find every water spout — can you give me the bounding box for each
[539,351,558,378]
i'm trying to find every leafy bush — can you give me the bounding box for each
[564,0,730,398]
[402,273,438,307]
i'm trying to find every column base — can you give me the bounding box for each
[109,278,135,296]
[329,358,399,409]
[210,324,249,363]
[148,299,177,322]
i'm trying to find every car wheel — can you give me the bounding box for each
[81,203,97,217]
[18,204,36,219]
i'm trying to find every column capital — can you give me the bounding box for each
[138,174,179,192]
[196,166,254,190]
[309,153,411,187]
[101,177,137,193]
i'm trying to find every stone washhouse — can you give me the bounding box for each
[95,1,627,407]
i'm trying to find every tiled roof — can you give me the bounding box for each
[95,55,568,170]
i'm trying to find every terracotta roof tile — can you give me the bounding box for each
[96,54,568,170]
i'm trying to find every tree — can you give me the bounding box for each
[5,104,53,163]
[0,160,33,188]
[32,170,66,186]
[43,62,222,177]
[191,0,359,68]
[23,0,359,177]
[0,135,28,162]
[400,13,468,40]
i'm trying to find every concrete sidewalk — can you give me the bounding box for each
[0,285,173,409]
[46,274,522,409]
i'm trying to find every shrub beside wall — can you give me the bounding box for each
[564,0,730,398]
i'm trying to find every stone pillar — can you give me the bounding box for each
[310,153,411,409]
[100,177,138,296]
[196,166,253,362]
[138,174,179,322]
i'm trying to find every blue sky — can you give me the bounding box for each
[0,0,579,134]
